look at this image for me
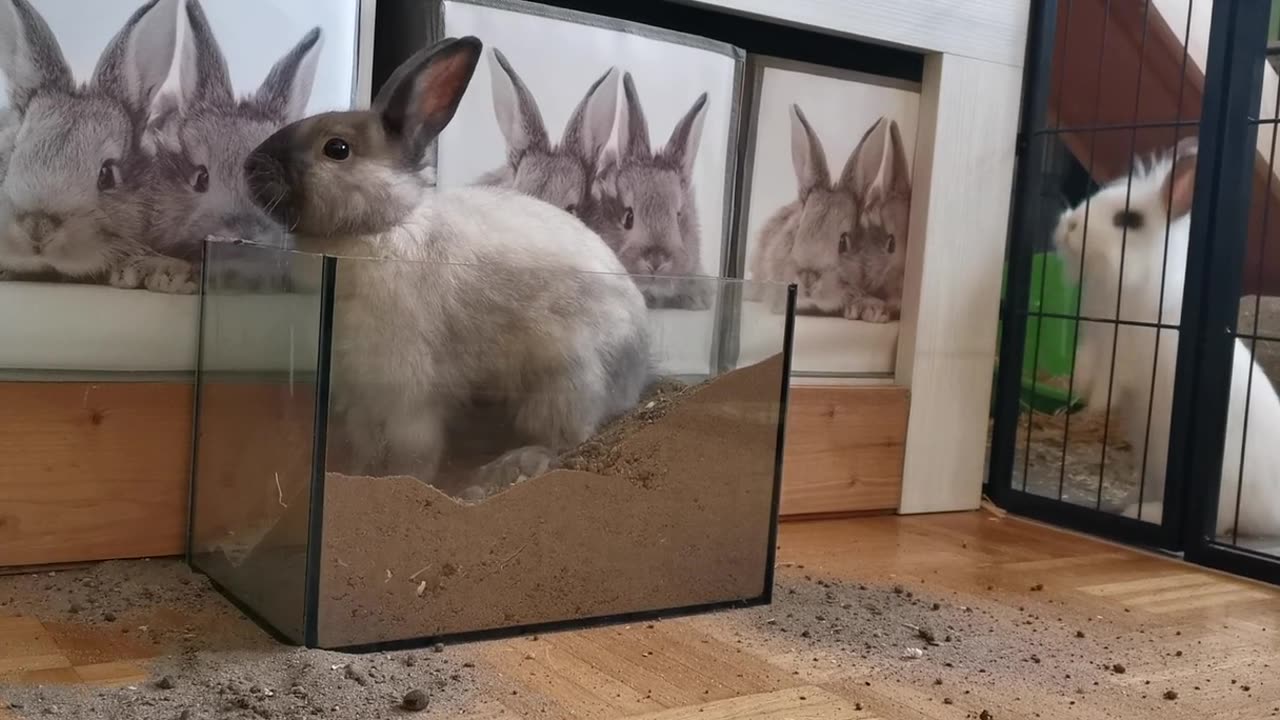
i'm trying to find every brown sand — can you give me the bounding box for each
[315,355,785,648]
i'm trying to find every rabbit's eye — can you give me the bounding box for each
[323,138,351,161]
[622,207,635,230]
[1113,209,1144,230]
[885,233,897,254]
[97,160,119,192]
[193,166,209,194]
[838,231,851,254]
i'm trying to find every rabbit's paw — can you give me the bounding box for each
[679,280,713,311]
[468,445,559,501]
[845,296,890,323]
[108,263,145,289]
[1122,499,1164,523]
[141,257,198,295]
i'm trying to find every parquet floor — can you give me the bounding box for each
[2,511,1280,719]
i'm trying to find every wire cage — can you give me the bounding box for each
[989,0,1280,586]
[187,240,796,649]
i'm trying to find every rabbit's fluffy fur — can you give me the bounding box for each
[245,37,650,496]
[1054,142,1280,537]
[747,106,909,322]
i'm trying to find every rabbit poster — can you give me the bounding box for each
[740,59,920,376]
[432,0,743,313]
[0,0,363,297]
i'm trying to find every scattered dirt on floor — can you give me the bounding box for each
[1,552,1275,719]
[0,561,486,719]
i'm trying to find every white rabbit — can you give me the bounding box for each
[0,0,178,288]
[1054,140,1280,538]
[243,37,650,499]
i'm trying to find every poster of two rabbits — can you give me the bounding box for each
[0,0,362,293]
[432,0,740,314]
[742,61,919,376]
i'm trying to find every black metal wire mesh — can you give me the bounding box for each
[1004,0,1201,526]
[992,0,1280,574]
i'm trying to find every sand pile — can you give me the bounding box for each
[315,355,786,647]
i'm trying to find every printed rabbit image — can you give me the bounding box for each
[474,47,618,218]
[586,73,712,310]
[131,0,322,292]
[244,36,650,502]
[837,117,911,323]
[0,0,178,287]
[747,106,909,322]
[1054,140,1280,538]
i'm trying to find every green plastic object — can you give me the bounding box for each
[995,252,1085,414]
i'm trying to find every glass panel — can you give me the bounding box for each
[189,241,325,644]
[314,257,790,648]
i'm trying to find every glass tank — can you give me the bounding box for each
[189,239,796,649]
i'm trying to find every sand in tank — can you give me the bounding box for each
[193,355,787,648]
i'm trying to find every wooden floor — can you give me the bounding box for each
[3,511,1280,719]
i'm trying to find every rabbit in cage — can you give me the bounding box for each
[130,0,322,293]
[1054,139,1280,538]
[243,36,650,501]
[474,47,618,218]
[0,0,177,287]
[584,73,713,310]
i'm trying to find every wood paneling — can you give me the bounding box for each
[0,380,317,568]
[780,385,907,517]
[0,383,192,567]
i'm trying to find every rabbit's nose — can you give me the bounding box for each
[19,213,61,249]
[642,248,671,274]
[798,270,819,291]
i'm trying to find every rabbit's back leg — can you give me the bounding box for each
[461,445,561,503]
[382,402,446,484]
[513,378,608,450]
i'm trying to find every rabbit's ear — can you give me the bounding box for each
[489,47,550,162]
[665,92,707,179]
[0,0,73,112]
[561,66,618,166]
[1162,152,1197,220]
[789,104,829,197]
[592,147,620,201]
[255,27,323,121]
[93,0,179,117]
[374,36,482,168]
[840,116,890,199]
[618,72,651,162]
[883,120,911,195]
[178,0,233,110]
